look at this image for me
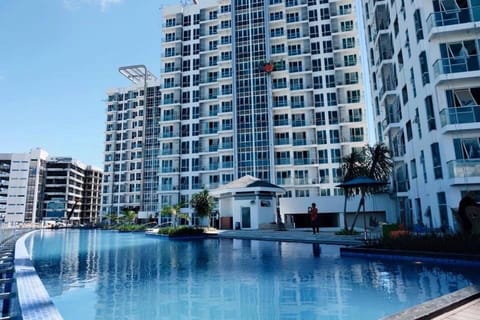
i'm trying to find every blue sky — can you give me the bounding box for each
[0,0,375,168]
[0,0,174,167]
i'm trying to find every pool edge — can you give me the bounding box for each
[381,284,480,320]
[14,230,64,320]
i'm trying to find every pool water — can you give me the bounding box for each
[29,229,479,320]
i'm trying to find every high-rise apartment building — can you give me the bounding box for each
[44,157,103,224]
[0,149,102,224]
[102,0,368,220]
[363,1,480,230]
[0,149,48,223]
[103,66,162,217]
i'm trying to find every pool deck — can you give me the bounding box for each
[213,228,480,320]
[213,229,365,246]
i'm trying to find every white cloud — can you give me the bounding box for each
[63,0,123,11]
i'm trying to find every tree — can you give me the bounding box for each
[190,189,214,227]
[340,150,365,231]
[103,212,118,225]
[161,203,188,227]
[341,143,393,232]
[121,209,137,225]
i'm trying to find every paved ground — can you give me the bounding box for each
[432,299,480,320]
[214,228,365,246]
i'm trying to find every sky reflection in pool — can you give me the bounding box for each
[29,229,479,320]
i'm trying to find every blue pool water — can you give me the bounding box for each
[28,229,479,320]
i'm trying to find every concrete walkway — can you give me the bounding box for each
[432,299,480,320]
[214,229,364,246]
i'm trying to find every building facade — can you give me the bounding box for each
[103,66,162,218]
[0,149,48,223]
[0,149,102,224]
[102,0,368,220]
[363,0,480,230]
[44,157,103,224]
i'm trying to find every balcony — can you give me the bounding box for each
[439,106,480,131]
[219,143,233,150]
[162,132,179,139]
[274,119,289,126]
[222,161,233,169]
[276,178,292,185]
[275,158,291,165]
[285,0,306,8]
[448,159,480,184]
[292,139,307,146]
[161,149,179,156]
[161,184,176,191]
[433,55,480,83]
[427,7,480,40]
[275,138,290,145]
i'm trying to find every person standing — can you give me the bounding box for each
[310,203,319,234]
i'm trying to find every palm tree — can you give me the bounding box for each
[121,209,137,225]
[190,189,214,227]
[341,143,393,232]
[104,212,118,225]
[161,203,186,227]
[340,150,365,231]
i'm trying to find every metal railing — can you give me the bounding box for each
[440,106,480,126]
[427,6,480,33]
[448,159,480,179]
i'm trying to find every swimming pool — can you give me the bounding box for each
[28,229,479,320]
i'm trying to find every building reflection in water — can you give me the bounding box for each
[30,230,479,320]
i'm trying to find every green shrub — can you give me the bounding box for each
[115,224,147,232]
[368,233,480,254]
[158,226,204,237]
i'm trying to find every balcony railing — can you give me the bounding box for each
[275,158,291,165]
[427,6,480,33]
[448,159,480,179]
[433,55,480,77]
[275,138,290,145]
[440,106,480,127]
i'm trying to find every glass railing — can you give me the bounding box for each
[440,106,480,126]
[275,159,290,165]
[427,6,480,33]
[276,178,292,185]
[433,55,480,77]
[293,139,307,146]
[220,143,233,149]
[274,138,290,145]
[222,161,233,168]
[448,159,480,179]
[293,178,309,184]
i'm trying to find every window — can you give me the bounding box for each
[329,129,339,143]
[330,149,341,163]
[402,85,408,105]
[414,9,423,41]
[312,59,321,71]
[406,120,413,141]
[410,159,417,179]
[420,150,427,183]
[437,192,449,229]
[321,24,331,36]
[419,51,429,85]
[318,149,328,164]
[431,143,443,179]
[317,130,327,144]
[425,96,436,131]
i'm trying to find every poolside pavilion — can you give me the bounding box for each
[210,175,285,230]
